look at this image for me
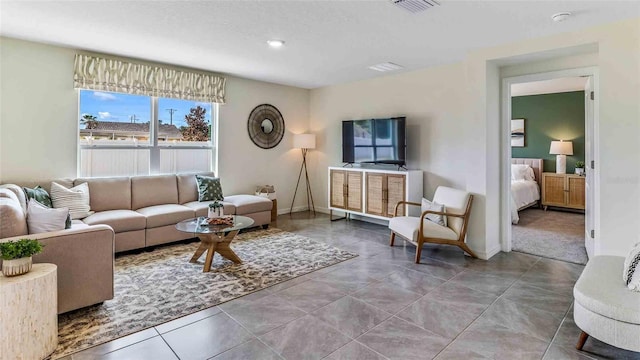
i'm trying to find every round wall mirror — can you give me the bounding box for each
[261,119,274,134]
[247,104,285,149]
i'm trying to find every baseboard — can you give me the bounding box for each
[279,205,309,215]
[473,245,502,260]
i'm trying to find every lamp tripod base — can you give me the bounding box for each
[290,149,316,216]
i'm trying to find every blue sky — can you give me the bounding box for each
[79,90,212,129]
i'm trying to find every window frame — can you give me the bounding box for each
[77,90,218,177]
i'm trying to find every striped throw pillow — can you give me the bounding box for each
[623,242,640,292]
[50,182,92,219]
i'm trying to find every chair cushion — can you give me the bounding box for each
[183,201,236,218]
[136,204,194,228]
[389,216,458,243]
[177,172,215,204]
[83,210,147,233]
[224,195,272,215]
[432,186,471,236]
[574,256,640,324]
[75,177,131,211]
[131,175,178,210]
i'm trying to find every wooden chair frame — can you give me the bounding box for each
[389,195,476,263]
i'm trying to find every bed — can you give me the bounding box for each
[511,158,542,224]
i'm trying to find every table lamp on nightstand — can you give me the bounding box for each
[550,140,573,174]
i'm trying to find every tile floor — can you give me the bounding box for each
[64,212,639,360]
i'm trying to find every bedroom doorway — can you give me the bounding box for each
[501,68,598,265]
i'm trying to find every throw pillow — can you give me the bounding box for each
[196,175,224,202]
[23,185,52,208]
[623,242,640,292]
[511,164,534,181]
[421,198,447,227]
[50,182,92,219]
[27,198,69,234]
[23,185,72,229]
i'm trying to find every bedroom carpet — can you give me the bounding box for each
[51,228,357,359]
[512,208,588,265]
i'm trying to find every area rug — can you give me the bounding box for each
[512,208,588,265]
[52,228,357,359]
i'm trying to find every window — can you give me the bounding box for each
[78,90,217,177]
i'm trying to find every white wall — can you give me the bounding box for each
[310,17,640,259]
[0,37,310,212]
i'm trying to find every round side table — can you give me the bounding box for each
[0,263,58,360]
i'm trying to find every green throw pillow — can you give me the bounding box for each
[196,175,224,202]
[23,186,72,229]
[23,186,52,208]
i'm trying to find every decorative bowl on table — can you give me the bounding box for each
[203,216,234,227]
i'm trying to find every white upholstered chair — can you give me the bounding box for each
[388,186,476,263]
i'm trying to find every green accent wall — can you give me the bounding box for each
[512,91,585,173]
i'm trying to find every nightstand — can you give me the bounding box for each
[541,172,585,211]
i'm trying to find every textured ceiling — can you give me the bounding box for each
[1,0,638,89]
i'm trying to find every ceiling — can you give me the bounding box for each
[1,1,638,89]
[511,77,588,97]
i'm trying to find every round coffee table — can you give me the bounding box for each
[176,216,255,272]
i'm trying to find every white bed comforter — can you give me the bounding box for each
[511,180,540,224]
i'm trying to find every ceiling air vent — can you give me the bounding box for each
[390,0,440,13]
[368,62,404,72]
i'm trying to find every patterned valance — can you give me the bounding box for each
[73,54,226,104]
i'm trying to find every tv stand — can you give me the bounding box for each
[328,167,422,221]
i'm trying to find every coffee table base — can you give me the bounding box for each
[190,230,242,272]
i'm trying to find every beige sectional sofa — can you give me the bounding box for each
[0,173,272,313]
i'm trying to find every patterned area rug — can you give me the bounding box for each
[52,228,357,359]
[512,208,587,265]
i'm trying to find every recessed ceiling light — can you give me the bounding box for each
[552,12,571,22]
[368,62,404,72]
[267,39,285,48]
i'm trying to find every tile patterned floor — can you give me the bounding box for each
[63,212,640,360]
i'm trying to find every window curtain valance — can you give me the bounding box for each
[73,54,226,104]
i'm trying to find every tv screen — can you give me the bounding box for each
[342,117,406,165]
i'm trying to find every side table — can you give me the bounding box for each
[271,199,278,222]
[0,263,58,360]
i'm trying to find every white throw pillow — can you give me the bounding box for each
[623,242,640,292]
[511,164,535,181]
[421,198,447,227]
[50,181,92,219]
[27,198,69,234]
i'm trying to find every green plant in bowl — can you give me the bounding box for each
[0,239,43,276]
[575,161,585,169]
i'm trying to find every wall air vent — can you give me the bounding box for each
[390,0,440,13]
[368,62,404,72]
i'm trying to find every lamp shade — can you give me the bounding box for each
[549,140,573,155]
[293,133,316,149]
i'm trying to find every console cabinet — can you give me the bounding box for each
[328,167,422,221]
[542,172,585,211]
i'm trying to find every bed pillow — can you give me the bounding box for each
[512,164,535,181]
[50,181,92,219]
[421,198,447,227]
[623,242,640,292]
[27,198,69,234]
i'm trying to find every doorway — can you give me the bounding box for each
[501,68,598,264]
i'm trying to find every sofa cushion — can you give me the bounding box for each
[177,172,215,204]
[70,220,90,230]
[75,177,132,211]
[574,256,640,324]
[183,201,236,218]
[131,175,178,210]
[224,195,272,215]
[83,210,146,233]
[389,216,458,243]
[0,197,28,238]
[0,184,27,213]
[22,185,52,208]
[136,204,194,228]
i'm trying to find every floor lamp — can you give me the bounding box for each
[291,133,316,216]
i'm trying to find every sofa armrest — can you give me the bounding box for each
[3,225,116,314]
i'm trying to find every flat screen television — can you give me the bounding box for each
[342,117,406,166]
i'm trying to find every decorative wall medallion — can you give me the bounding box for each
[247,104,285,149]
